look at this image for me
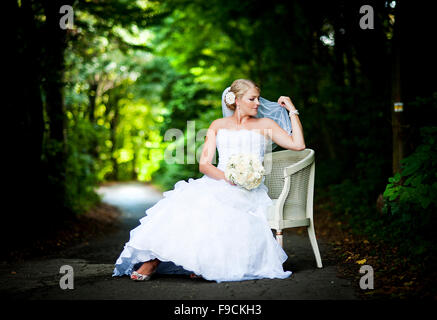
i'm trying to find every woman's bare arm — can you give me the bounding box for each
[263,96,305,150]
[199,120,234,184]
[261,118,305,151]
[261,110,305,151]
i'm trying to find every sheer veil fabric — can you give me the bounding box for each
[221,86,292,135]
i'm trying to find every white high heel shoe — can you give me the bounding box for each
[130,269,156,281]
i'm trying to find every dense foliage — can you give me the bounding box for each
[382,126,437,260]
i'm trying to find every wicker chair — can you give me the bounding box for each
[263,149,323,268]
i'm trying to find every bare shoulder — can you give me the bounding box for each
[256,117,278,129]
[210,117,233,130]
[208,118,228,134]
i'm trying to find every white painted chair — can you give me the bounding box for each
[263,149,323,268]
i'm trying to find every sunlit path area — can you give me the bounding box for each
[96,182,163,220]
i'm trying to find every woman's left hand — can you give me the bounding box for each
[277,96,296,111]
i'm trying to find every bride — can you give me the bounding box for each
[113,79,305,282]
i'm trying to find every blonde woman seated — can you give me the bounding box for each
[113,79,305,282]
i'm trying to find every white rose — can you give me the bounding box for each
[225,91,236,105]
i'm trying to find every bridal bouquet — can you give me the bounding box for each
[225,153,265,190]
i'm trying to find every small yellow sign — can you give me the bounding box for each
[394,102,403,112]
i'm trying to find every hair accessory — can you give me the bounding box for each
[225,91,236,105]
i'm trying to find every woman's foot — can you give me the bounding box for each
[131,259,160,281]
[130,271,154,281]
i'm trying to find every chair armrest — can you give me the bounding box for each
[273,175,291,223]
[284,149,315,177]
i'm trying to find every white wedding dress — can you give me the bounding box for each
[113,128,292,282]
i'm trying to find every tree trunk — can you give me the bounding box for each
[131,150,138,181]
[88,82,98,123]
[108,91,120,180]
[41,0,72,220]
[391,1,404,175]
[88,81,100,160]
[4,0,47,245]
[333,14,346,88]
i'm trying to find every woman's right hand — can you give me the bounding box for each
[225,176,237,186]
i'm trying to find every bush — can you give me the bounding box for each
[382,126,437,261]
[326,126,437,264]
[65,118,102,214]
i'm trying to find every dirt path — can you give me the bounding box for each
[0,182,360,300]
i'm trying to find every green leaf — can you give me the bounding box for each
[421,198,431,209]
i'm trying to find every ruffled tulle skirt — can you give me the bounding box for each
[112,175,292,282]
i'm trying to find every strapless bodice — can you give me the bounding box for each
[215,128,270,172]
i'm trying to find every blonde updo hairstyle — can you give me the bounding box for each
[225,79,260,111]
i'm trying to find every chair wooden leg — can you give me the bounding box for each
[307,221,323,268]
[276,230,283,247]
